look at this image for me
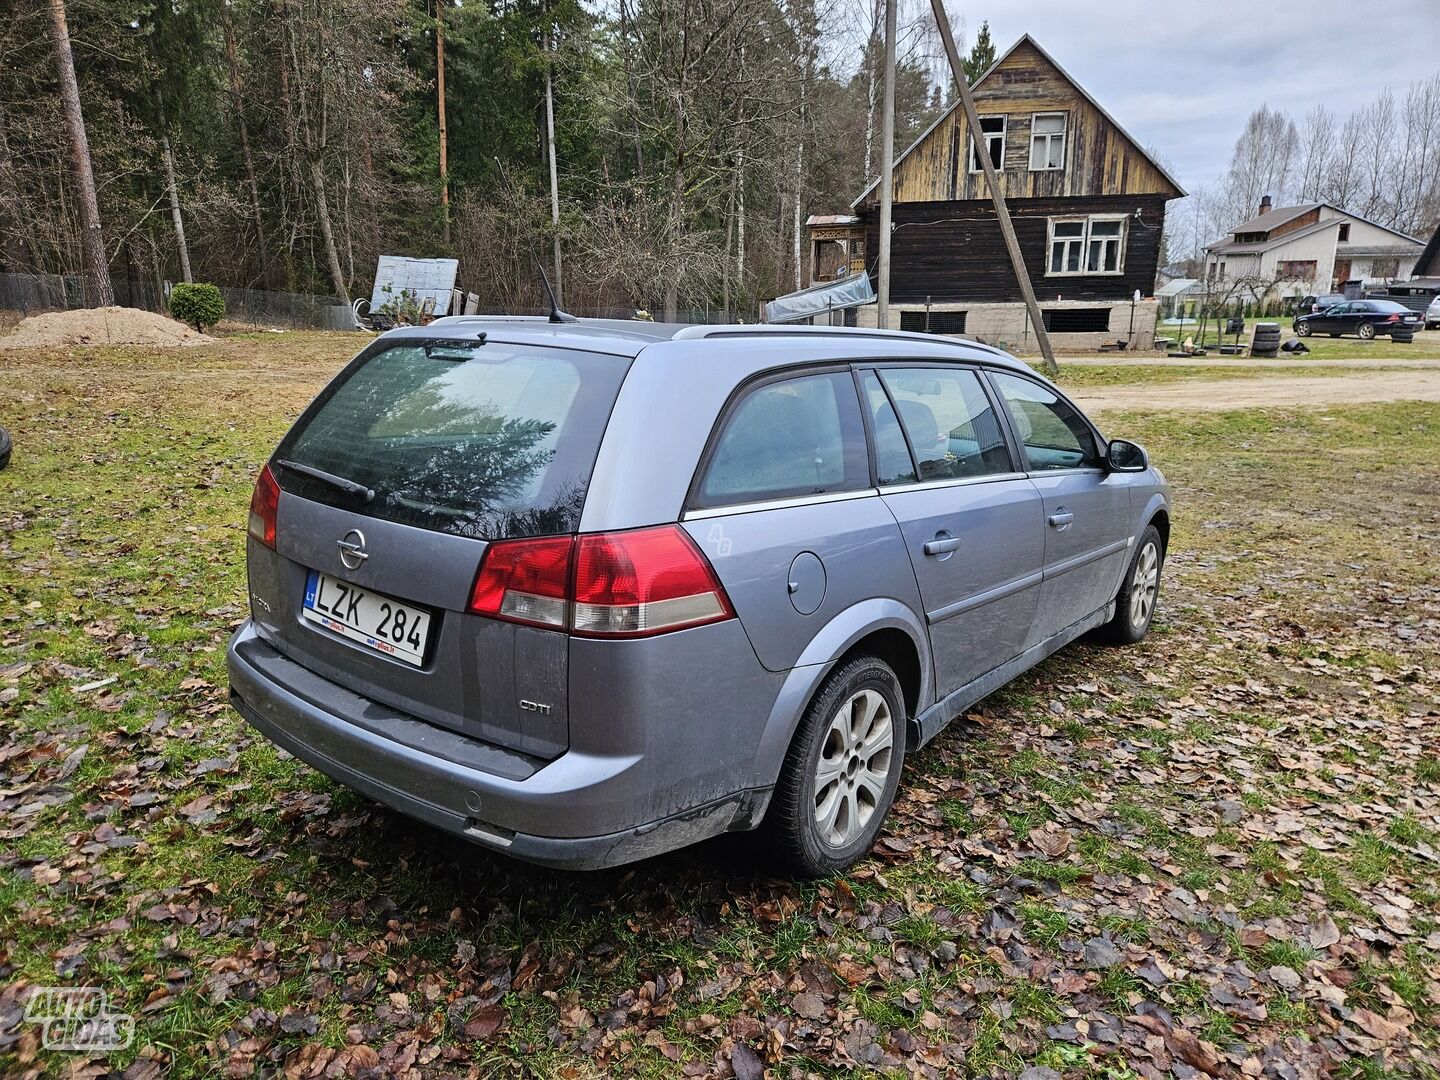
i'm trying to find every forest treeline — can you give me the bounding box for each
[5,0,993,319]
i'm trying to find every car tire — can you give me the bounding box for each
[1358,323,1377,340]
[0,425,10,472]
[760,654,906,878]
[1295,322,1311,337]
[1100,524,1164,646]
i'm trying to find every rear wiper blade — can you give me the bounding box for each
[275,459,375,503]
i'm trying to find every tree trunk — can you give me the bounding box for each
[435,0,450,245]
[221,0,270,285]
[310,157,348,303]
[47,0,113,305]
[156,92,193,284]
[543,28,563,305]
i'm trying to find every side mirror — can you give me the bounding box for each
[1106,438,1149,472]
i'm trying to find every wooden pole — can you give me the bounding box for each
[543,28,563,305]
[436,1,450,246]
[926,0,1058,376]
[874,0,896,327]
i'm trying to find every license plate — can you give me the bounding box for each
[302,570,431,666]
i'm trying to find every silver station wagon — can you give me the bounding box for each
[228,320,1170,876]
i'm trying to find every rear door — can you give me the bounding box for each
[872,366,1045,697]
[985,369,1131,643]
[248,335,630,760]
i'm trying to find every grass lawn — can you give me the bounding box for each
[2,333,1438,1078]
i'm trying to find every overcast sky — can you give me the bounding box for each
[959,0,1440,194]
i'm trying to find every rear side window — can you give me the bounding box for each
[988,371,1100,472]
[274,339,629,539]
[860,372,917,486]
[696,371,869,508]
[880,367,1013,480]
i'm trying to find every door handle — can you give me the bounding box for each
[1048,511,1074,528]
[923,536,963,556]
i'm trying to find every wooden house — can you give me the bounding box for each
[808,34,1184,348]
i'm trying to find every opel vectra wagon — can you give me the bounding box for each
[228,319,1169,876]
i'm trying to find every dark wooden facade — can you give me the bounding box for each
[828,34,1183,308]
[868,195,1169,304]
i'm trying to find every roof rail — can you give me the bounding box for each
[669,323,1009,357]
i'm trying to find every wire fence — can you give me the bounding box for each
[0,273,755,330]
[0,272,354,330]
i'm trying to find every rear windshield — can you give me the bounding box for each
[273,338,629,539]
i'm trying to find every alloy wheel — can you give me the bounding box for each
[1131,541,1160,629]
[813,688,894,849]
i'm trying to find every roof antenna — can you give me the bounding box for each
[535,260,576,324]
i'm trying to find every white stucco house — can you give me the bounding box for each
[1203,197,1424,299]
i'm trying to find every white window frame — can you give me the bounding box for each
[967,116,1007,174]
[1046,215,1128,277]
[1028,112,1067,171]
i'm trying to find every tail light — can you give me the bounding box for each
[573,526,734,637]
[467,525,733,638]
[1385,314,1400,323]
[248,464,280,549]
[468,535,572,629]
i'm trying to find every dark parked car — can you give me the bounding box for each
[1293,299,1423,339]
[1296,293,1346,316]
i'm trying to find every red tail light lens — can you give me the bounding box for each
[1385,314,1400,323]
[572,525,733,637]
[248,464,280,549]
[468,535,574,628]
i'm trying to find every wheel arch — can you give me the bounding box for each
[750,599,932,793]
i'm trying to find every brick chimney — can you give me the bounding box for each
[1258,194,1273,216]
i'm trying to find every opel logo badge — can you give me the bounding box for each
[336,528,368,570]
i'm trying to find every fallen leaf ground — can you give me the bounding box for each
[1,335,1437,1080]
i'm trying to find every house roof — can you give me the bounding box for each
[1416,223,1440,277]
[1208,203,1424,252]
[1206,218,1339,255]
[1229,202,1321,234]
[850,34,1186,208]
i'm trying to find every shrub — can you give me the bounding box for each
[169,282,226,332]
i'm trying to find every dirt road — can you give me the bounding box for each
[1071,368,1440,411]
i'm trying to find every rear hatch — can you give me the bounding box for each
[246,333,630,760]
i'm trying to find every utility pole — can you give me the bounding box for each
[927,0,1058,376]
[436,0,450,246]
[47,0,113,306]
[875,0,896,328]
[543,28,563,305]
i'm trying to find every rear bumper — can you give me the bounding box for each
[227,621,765,870]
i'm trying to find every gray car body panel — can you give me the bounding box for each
[228,320,1169,869]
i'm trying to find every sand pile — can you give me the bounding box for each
[0,307,214,348]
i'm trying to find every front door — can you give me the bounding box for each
[986,370,1132,643]
[867,367,1045,697]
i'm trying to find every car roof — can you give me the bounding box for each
[412,315,1030,371]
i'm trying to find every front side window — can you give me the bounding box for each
[988,371,1100,472]
[696,372,869,507]
[968,116,1006,173]
[1049,216,1127,276]
[1029,112,1067,170]
[879,368,1012,481]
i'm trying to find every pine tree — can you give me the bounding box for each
[963,20,995,85]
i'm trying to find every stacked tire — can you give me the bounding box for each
[1251,321,1282,357]
[1392,327,1415,344]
